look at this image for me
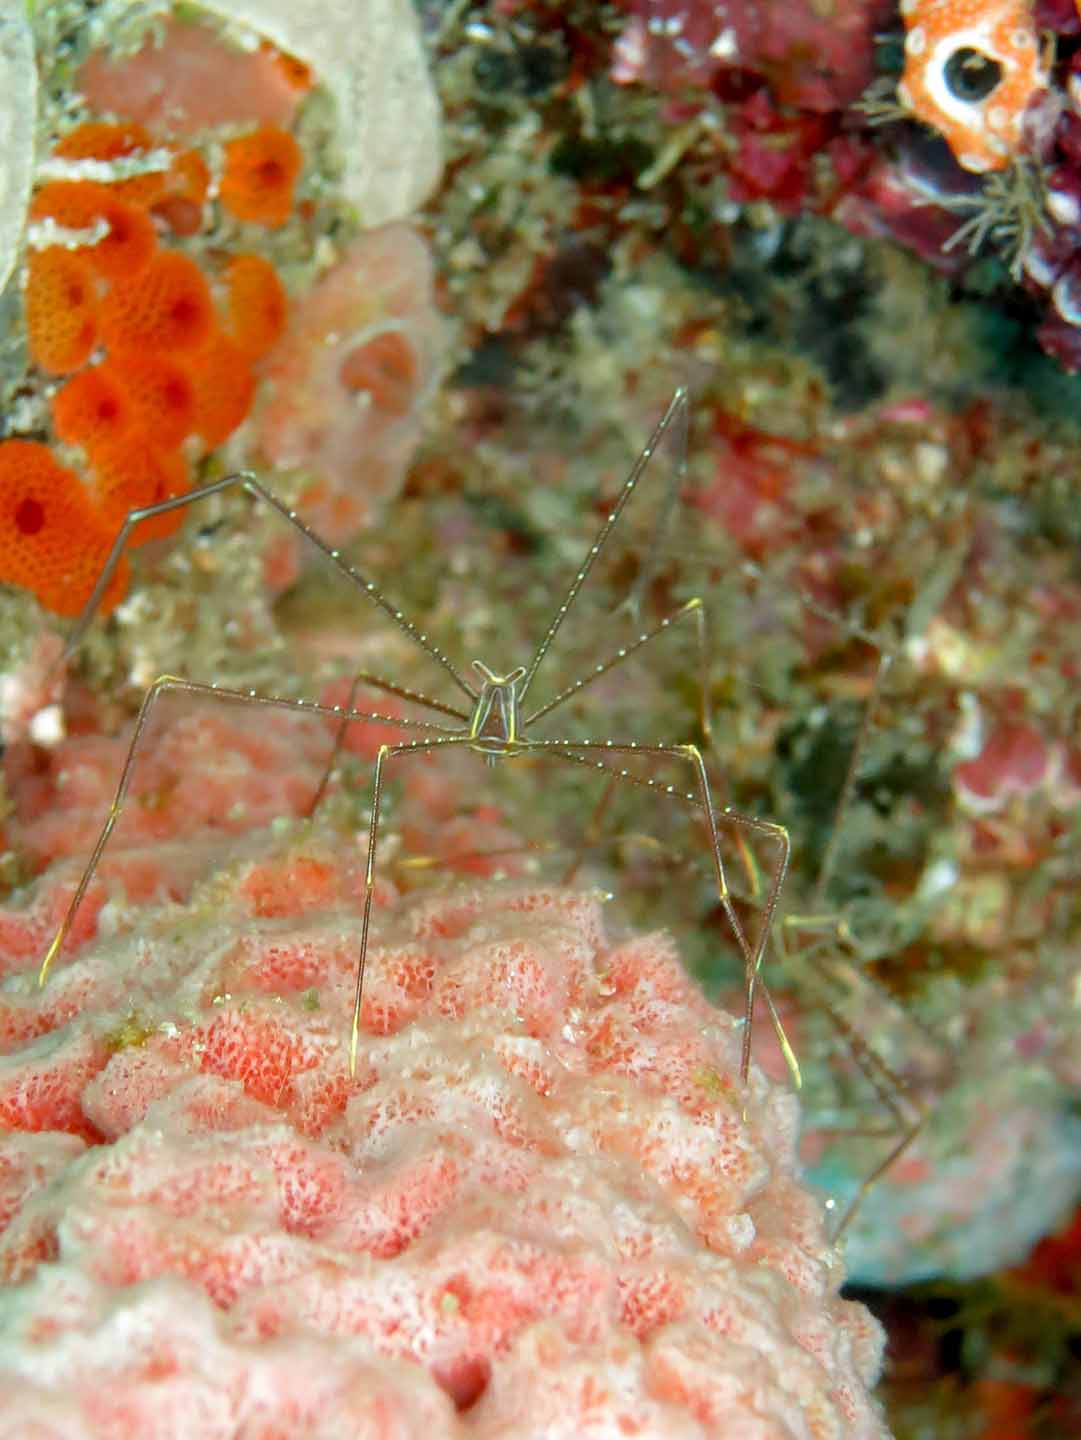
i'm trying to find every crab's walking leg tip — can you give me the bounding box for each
[38,930,63,989]
[782,1036,803,1091]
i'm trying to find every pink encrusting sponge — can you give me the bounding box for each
[0,799,889,1436]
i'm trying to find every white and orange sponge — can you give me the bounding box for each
[0,783,889,1436]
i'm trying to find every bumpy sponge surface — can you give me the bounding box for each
[0,796,889,1437]
[0,441,128,617]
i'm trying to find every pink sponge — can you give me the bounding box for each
[257,224,444,547]
[0,807,889,1436]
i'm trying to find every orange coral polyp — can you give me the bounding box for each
[99,250,214,355]
[25,249,98,375]
[181,332,256,450]
[219,126,302,228]
[53,120,153,162]
[52,121,167,208]
[31,182,157,281]
[268,48,314,93]
[50,366,134,456]
[169,150,210,205]
[102,352,196,451]
[89,438,189,546]
[0,440,129,616]
[223,253,288,358]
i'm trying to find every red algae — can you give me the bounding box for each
[611,0,893,110]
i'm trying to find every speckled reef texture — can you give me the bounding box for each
[2,1,1081,1437]
[0,749,889,1435]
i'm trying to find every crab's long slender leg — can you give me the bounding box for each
[533,596,713,887]
[809,983,927,1245]
[60,472,477,706]
[832,1120,925,1243]
[525,595,712,742]
[618,385,687,623]
[37,677,460,988]
[811,650,893,911]
[560,770,621,886]
[306,669,471,819]
[351,735,478,1076]
[523,738,795,1087]
[774,915,936,1242]
[520,387,689,706]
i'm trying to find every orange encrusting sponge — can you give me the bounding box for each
[51,121,168,209]
[50,361,192,545]
[24,250,98,375]
[48,121,211,234]
[152,149,211,237]
[50,366,135,456]
[0,441,128,616]
[8,115,302,618]
[264,42,315,96]
[101,352,196,451]
[219,126,302,228]
[52,119,153,162]
[89,440,188,545]
[30,182,157,282]
[98,249,215,354]
[223,253,288,358]
[180,331,256,449]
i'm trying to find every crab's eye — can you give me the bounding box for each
[944,47,1003,103]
